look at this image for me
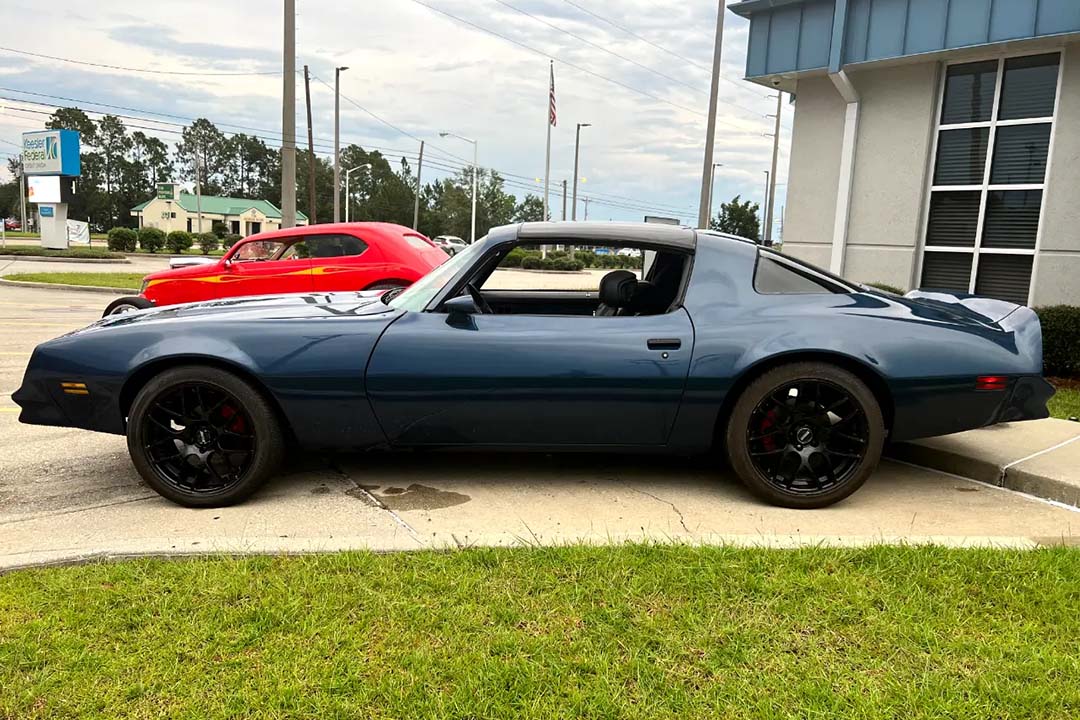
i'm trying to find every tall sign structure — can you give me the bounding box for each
[21,129,81,249]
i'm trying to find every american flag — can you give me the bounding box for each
[548,62,557,127]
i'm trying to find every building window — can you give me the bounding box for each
[920,53,1060,306]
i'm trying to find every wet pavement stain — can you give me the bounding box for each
[353,483,471,511]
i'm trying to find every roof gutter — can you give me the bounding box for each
[827,0,858,276]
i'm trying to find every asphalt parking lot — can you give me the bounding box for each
[1,279,1078,570]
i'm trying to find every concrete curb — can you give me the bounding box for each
[0,278,130,295]
[888,428,1080,509]
[0,254,129,264]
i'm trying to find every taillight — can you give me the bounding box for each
[976,376,1009,391]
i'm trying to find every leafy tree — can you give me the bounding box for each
[222,134,276,199]
[167,230,194,254]
[513,194,546,222]
[138,227,166,253]
[175,119,228,195]
[710,195,760,242]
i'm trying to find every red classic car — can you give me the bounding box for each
[103,223,448,316]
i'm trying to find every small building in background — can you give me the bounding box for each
[131,183,308,237]
[729,0,1080,306]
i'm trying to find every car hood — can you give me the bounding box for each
[143,261,227,282]
[82,290,400,334]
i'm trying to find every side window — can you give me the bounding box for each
[305,234,369,259]
[754,254,840,294]
[233,240,286,262]
[484,243,632,292]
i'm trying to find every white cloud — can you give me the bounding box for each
[0,0,791,223]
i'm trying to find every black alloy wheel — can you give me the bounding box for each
[127,366,284,507]
[726,362,885,509]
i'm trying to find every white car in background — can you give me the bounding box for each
[433,235,467,256]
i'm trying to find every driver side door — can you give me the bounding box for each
[224,238,313,297]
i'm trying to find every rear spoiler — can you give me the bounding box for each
[905,290,1043,371]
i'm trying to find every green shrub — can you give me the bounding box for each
[866,282,905,295]
[574,250,598,268]
[521,256,542,270]
[166,230,194,254]
[137,227,166,253]
[222,233,243,251]
[211,221,227,239]
[502,247,528,268]
[107,227,138,253]
[196,232,219,255]
[1036,306,1080,378]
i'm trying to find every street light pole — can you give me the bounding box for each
[762,170,770,242]
[571,122,590,221]
[439,132,478,242]
[334,65,349,223]
[765,91,783,246]
[706,162,723,226]
[281,0,297,228]
[344,164,372,223]
[698,0,725,229]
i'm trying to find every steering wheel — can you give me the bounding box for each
[465,283,493,314]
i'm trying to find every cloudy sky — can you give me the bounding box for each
[0,0,791,227]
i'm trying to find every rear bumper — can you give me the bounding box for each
[891,375,1054,442]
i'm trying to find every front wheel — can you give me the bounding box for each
[725,362,885,509]
[126,366,285,507]
[103,296,153,317]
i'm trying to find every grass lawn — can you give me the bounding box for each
[0,244,124,260]
[1,546,1078,718]
[3,272,144,290]
[1048,380,1080,420]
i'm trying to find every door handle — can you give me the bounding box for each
[647,338,682,351]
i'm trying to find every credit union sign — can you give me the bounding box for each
[21,130,81,176]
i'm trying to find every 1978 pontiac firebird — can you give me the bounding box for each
[15,222,1053,509]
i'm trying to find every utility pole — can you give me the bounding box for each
[333,66,348,223]
[195,145,204,234]
[281,0,297,228]
[761,170,770,241]
[303,64,317,224]
[561,180,567,221]
[583,196,589,221]
[765,91,783,246]
[572,122,590,220]
[413,140,424,230]
[17,160,26,235]
[698,0,725,229]
[706,162,723,226]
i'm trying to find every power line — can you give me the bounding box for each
[559,0,712,73]
[403,0,754,129]
[0,45,280,77]
[1,96,697,218]
[490,0,705,96]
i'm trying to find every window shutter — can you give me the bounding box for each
[941,60,997,124]
[920,253,973,293]
[990,124,1051,184]
[981,190,1042,249]
[934,128,989,185]
[974,255,1033,306]
[926,191,981,247]
[999,54,1059,120]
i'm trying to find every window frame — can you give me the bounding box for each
[916,49,1064,306]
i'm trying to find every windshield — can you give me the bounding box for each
[388,240,485,312]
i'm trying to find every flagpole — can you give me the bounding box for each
[543,60,553,223]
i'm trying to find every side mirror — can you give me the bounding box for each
[443,295,477,315]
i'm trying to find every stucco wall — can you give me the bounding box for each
[782,74,845,266]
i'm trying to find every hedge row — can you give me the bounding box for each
[1037,306,1080,378]
[104,227,241,254]
[500,248,640,271]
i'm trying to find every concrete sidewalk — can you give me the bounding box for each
[890,419,1080,507]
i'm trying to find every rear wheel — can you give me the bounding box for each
[103,296,153,317]
[126,366,284,507]
[725,362,885,509]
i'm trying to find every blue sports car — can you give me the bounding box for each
[14,222,1053,509]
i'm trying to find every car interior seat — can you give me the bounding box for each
[595,270,638,316]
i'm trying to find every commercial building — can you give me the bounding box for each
[729,0,1080,306]
[131,183,307,237]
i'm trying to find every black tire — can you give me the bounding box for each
[725,362,885,509]
[126,365,285,508]
[103,296,153,317]
[366,280,409,291]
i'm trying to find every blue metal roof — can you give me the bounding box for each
[730,0,1080,79]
